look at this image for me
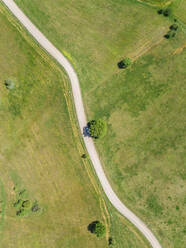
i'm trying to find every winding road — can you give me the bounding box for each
[1,1,162,247]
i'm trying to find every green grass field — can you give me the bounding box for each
[13,0,186,247]
[141,0,186,23]
[0,3,151,248]
[95,31,186,248]
[0,5,108,248]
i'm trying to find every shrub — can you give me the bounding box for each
[93,222,106,237]
[22,200,31,209]
[108,237,114,246]
[170,24,178,31]
[164,34,170,39]
[163,8,172,17]
[88,221,106,237]
[32,202,40,212]
[164,30,176,39]
[13,199,23,208]
[16,208,25,216]
[88,119,107,139]
[118,57,132,69]
[157,9,163,14]
[4,79,15,90]
[82,153,88,159]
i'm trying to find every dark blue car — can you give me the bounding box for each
[83,127,89,137]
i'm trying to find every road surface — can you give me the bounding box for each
[1,1,162,247]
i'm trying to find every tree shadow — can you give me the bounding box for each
[108,237,113,245]
[87,221,99,233]
[117,61,125,69]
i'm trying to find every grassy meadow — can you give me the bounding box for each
[95,31,186,248]
[141,0,186,23]
[0,5,108,248]
[0,3,150,248]
[11,0,186,247]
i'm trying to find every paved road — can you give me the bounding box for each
[1,1,162,247]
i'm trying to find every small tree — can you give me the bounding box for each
[118,57,132,69]
[89,221,106,237]
[108,237,113,245]
[164,33,170,39]
[22,200,31,209]
[170,24,178,31]
[4,79,15,90]
[157,9,163,15]
[82,153,88,159]
[163,8,172,17]
[164,30,176,39]
[88,119,107,139]
[16,208,25,216]
[94,222,106,237]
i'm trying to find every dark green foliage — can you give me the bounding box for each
[16,208,25,216]
[13,186,39,216]
[164,34,170,39]
[108,237,115,246]
[13,199,23,209]
[88,221,106,237]
[170,24,178,31]
[15,199,40,217]
[93,222,106,237]
[176,205,179,211]
[118,57,132,69]
[88,119,107,139]
[163,8,172,17]
[157,9,163,14]
[22,200,31,209]
[81,153,88,159]
[164,30,176,39]
[164,23,178,39]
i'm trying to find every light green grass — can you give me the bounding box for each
[141,0,186,23]
[15,0,171,92]
[0,3,148,248]
[95,37,186,248]
[13,0,186,247]
[140,0,171,7]
[0,6,108,248]
[172,0,186,23]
